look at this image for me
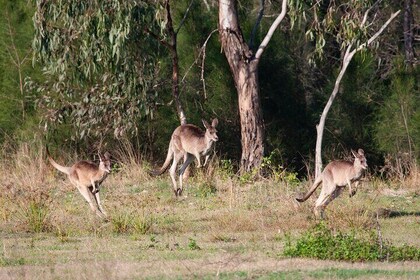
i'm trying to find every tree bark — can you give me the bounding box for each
[218,0,264,172]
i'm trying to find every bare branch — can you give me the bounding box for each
[181,29,218,99]
[175,0,194,35]
[360,0,382,27]
[249,0,265,50]
[200,29,219,99]
[254,0,287,61]
[355,10,401,53]
[202,0,210,11]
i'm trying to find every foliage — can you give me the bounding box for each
[0,0,415,178]
[0,0,41,140]
[284,222,420,262]
[374,62,419,163]
[254,150,300,187]
[290,0,390,63]
[31,0,165,139]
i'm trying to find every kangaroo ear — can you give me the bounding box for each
[202,119,210,129]
[357,149,364,156]
[212,118,219,128]
[104,151,111,160]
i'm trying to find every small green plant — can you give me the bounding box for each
[238,169,259,184]
[54,226,70,243]
[19,200,51,233]
[193,182,217,198]
[284,222,420,262]
[132,214,154,235]
[220,159,234,179]
[261,150,300,186]
[111,212,133,234]
[188,238,201,250]
[112,211,154,235]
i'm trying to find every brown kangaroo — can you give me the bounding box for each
[296,149,368,218]
[46,147,111,219]
[151,118,219,197]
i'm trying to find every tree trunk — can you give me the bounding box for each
[237,61,265,172]
[403,0,415,67]
[218,0,264,172]
[166,0,187,125]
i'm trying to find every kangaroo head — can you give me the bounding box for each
[352,148,368,170]
[99,152,111,173]
[202,118,219,142]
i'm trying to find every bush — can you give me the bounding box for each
[284,222,420,262]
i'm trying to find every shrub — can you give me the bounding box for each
[284,222,420,262]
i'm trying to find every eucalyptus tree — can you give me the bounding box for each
[32,0,188,139]
[297,0,401,177]
[218,0,288,172]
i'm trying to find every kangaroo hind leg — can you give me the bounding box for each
[169,152,183,197]
[178,153,194,197]
[76,184,106,218]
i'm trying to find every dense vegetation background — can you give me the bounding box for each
[0,0,418,178]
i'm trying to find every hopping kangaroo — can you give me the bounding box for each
[296,149,368,218]
[46,147,111,219]
[152,118,219,197]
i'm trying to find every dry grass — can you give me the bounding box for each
[1,143,420,278]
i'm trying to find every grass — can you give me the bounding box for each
[1,144,420,278]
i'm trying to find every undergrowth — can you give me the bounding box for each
[284,222,420,262]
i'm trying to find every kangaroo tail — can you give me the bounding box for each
[150,141,173,176]
[296,176,322,202]
[46,146,71,175]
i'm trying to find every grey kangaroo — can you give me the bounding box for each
[46,147,111,219]
[151,118,219,197]
[296,149,368,218]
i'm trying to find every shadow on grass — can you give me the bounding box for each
[376,208,420,218]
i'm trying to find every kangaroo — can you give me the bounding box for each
[46,147,111,219]
[296,148,368,218]
[151,118,219,197]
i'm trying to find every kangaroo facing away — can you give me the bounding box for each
[46,147,111,219]
[151,118,219,197]
[296,149,368,218]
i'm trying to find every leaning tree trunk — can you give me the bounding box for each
[218,0,264,172]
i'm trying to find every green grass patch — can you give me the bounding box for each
[194,268,420,280]
[0,257,26,267]
[284,222,420,262]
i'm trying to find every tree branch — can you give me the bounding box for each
[249,0,265,50]
[181,29,218,99]
[175,0,194,35]
[254,0,287,61]
[143,27,170,48]
[355,10,401,53]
